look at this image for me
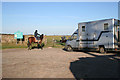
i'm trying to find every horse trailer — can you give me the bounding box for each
[65,18,120,53]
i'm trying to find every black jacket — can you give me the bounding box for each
[34,31,39,37]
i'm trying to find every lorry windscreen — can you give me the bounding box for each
[71,33,77,40]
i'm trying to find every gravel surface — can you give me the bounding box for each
[2,48,120,78]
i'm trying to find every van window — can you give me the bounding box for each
[82,26,85,32]
[104,23,108,30]
[71,33,77,40]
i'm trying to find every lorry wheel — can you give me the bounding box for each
[99,47,106,54]
[67,46,73,52]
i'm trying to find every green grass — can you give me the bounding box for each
[45,36,62,48]
[1,35,71,49]
[0,43,2,49]
[2,43,27,49]
[44,35,70,48]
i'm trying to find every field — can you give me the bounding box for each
[1,35,70,49]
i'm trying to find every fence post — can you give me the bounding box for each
[53,38,54,47]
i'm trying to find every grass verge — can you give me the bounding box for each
[2,43,27,49]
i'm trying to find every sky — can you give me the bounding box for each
[118,1,120,20]
[2,2,118,35]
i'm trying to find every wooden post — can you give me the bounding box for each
[53,38,54,47]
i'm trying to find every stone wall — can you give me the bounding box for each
[0,34,47,45]
[1,34,16,43]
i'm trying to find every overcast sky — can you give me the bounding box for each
[2,2,118,35]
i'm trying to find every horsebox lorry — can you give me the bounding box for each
[65,18,120,53]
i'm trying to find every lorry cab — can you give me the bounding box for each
[65,19,120,53]
[65,29,78,51]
